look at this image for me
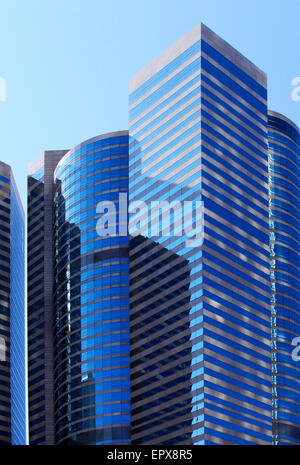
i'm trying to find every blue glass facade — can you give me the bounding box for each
[129,23,272,444]
[53,132,130,444]
[0,162,26,445]
[10,174,26,445]
[268,111,300,444]
[24,23,300,446]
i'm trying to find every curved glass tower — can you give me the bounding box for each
[53,131,130,445]
[268,111,300,444]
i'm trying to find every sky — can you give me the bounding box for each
[0,0,299,205]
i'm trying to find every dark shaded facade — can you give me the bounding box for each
[130,236,193,444]
[268,111,300,444]
[0,161,26,445]
[27,150,68,444]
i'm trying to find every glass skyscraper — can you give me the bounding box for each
[53,131,130,445]
[268,110,300,445]
[27,132,130,445]
[0,161,26,445]
[25,23,300,446]
[129,23,272,444]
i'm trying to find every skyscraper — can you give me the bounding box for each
[0,161,26,445]
[28,150,69,445]
[27,132,130,445]
[25,23,300,447]
[268,110,300,445]
[129,23,272,444]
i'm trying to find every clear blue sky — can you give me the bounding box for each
[0,0,299,205]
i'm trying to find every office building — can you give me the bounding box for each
[26,23,300,446]
[27,132,130,444]
[28,150,69,444]
[129,23,272,444]
[0,161,26,445]
[268,111,300,444]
